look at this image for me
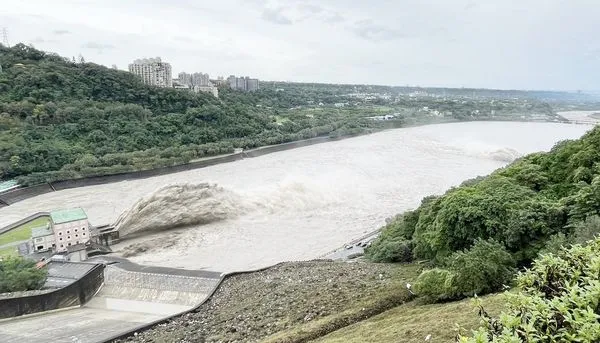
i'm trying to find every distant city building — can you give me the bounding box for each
[194,85,219,98]
[128,57,173,88]
[228,75,260,92]
[178,72,211,87]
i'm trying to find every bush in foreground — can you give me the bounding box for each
[458,238,600,342]
[0,257,47,293]
[414,240,515,302]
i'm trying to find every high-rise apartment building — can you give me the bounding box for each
[228,75,260,92]
[128,57,173,88]
[179,72,211,87]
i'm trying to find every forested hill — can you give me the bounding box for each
[0,44,371,185]
[367,124,600,266]
[0,44,215,113]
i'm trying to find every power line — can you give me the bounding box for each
[2,27,9,48]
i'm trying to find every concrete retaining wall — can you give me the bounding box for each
[0,212,50,235]
[102,263,283,343]
[0,263,105,319]
[0,184,54,205]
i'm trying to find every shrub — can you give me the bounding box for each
[365,239,413,263]
[539,232,571,255]
[413,268,456,302]
[458,238,600,342]
[445,239,515,298]
[572,215,600,245]
[414,240,515,303]
[0,256,47,293]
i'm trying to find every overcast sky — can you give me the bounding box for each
[2,0,599,91]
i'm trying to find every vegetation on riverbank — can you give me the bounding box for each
[1,44,571,186]
[367,124,600,300]
[457,238,600,342]
[0,44,374,185]
[0,256,47,293]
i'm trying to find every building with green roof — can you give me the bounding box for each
[50,208,88,225]
[49,208,90,252]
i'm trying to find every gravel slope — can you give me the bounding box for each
[117,260,421,343]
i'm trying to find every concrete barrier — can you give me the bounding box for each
[0,263,105,319]
[0,212,50,235]
[0,184,54,205]
[102,262,285,343]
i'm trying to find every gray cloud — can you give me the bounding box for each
[262,7,293,25]
[351,20,404,42]
[81,42,115,52]
[53,29,70,35]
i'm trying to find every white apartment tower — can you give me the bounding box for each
[129,57,173,88]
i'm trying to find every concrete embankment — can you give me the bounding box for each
[0,258,222,343]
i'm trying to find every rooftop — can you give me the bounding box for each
[31,225,53,238]
[50,208,88,224]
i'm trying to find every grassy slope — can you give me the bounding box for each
[0,217,50,247]
[312,294,505,343]
[0,246,18,257]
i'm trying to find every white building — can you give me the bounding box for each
[32,225,55,252]
[50,208,91,252]
[128,57,173,88]
[194,85,219,98]
[179,72,211,87]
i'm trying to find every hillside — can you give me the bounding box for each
[366,123,600,302]
[0,44,373,185]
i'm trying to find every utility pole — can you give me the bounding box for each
[2,27,9,47]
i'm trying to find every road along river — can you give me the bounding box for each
[0,121,592,272]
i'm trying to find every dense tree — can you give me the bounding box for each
[0,257,47,293]
[368,126,600,268]
[0,45,376,184]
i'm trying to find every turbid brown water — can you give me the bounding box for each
[0,121,592,272]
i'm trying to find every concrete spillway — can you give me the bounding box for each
[0,261,221,343]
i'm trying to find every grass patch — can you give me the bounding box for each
[0,216,50,246]
[312,293,506,343]
[0,245,19,257]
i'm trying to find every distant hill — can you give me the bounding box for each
[0,44,371,184]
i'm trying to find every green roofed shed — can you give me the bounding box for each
[50,208,88,224]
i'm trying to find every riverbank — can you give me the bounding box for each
[0,116,570,208]
[0,129,382,208]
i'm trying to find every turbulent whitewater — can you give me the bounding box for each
[115,183,245,237]
[0,121,591,272]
